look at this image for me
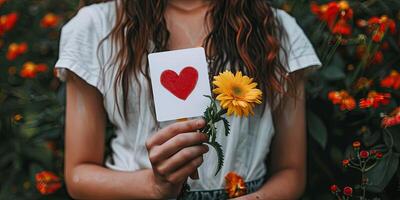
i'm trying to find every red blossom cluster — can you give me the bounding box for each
[35,171,62,195]
[359,91,391,109]
[311,1,353,35]
[382,107,400,128]
[330,185,353,197]
[20,62,48,78]
[358,15,396,42]
[332,141,384,199]
[328,90,356,111]
[0,12,18,36]
[381,70,400,90]
[6,42,27,61]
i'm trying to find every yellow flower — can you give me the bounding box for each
[212,71,262,116]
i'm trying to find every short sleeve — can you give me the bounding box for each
[276,9,322,73]
[54,6,102,91]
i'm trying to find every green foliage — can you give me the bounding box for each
[200,95,229,176]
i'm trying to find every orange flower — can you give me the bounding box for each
[19,62,48,78]
[352,141,361,149]
[328,90,356,111]
[6,42,28,61]
[0,12,18,36]
[35,171,62,195]
[381,70,400,89]
[311,1,353,35]
[367,15,396,42]
[354,77,373,90]
[41,13,59,28]
[359,91,391,109]
[225,172,247,198]
[382,107,400,128]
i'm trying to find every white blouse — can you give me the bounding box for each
[55,1,321,191]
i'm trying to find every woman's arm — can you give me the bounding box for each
[64,71,158,199]
[235,70,308,200]
[64,70,208,199]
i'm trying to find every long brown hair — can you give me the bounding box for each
[82,0,294,122]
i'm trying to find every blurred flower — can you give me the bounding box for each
[35,171,62,195]
[0,0,6,6]
[213,71,263,116]
[20,62,48,78]
[13,114,23,122]
[354,77,373,90]
[6,42,28,61]
[381,70,400,89]
[359,15,396,42]
[352,141,361,149]
[330,184,339,193]
[225,172,247,198]
[343,186,353,196]
[40,13,60,28]
[328,90,356,111]
[311,1,353,35]
[359,91,391,109]
[0,12,18,36]
[382,107,400,128]
[359,150,369,159]
[342,159,350,167]
[371,50,383,64]
[376,152,383,159]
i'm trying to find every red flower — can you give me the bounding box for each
[371,50,383,64]
[35,171,62,195]
[328,90,356,111]
[330,184,339,193]
[376,152,383,159]
[366,15,396,42]
[225,172,247,198]
[343,186,353,196]
[382,107,400,128]
[342,159,350,167]
[359,150,369,159]
[0,12,18,36]
[40,13,60,28]
[36,64,48,72]
[6,42,28,61]
[359,91,391,109]
[381,70,400,90]
[311,1,353,35]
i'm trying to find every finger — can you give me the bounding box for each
[189,170,199,180]
[149,132,208,164]
[146,119,205,149]
[154,145,208,176]
[165,156,204,184]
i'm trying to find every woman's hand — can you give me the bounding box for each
[145,119,209,199]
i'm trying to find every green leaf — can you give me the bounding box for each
[221,118,230,137]
[207,141,224,176]
[307,110,328,149]
[366,151,400,193]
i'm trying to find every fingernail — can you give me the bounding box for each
[204,145,209,152]
[197,119,205,127]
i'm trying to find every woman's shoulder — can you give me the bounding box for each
[273,8,303,33]
[62,1,115,35]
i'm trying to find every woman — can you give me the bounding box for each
[55,0,321,199]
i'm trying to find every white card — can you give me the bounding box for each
[148,47,212,122]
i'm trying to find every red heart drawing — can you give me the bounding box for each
[160,66,198,100]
